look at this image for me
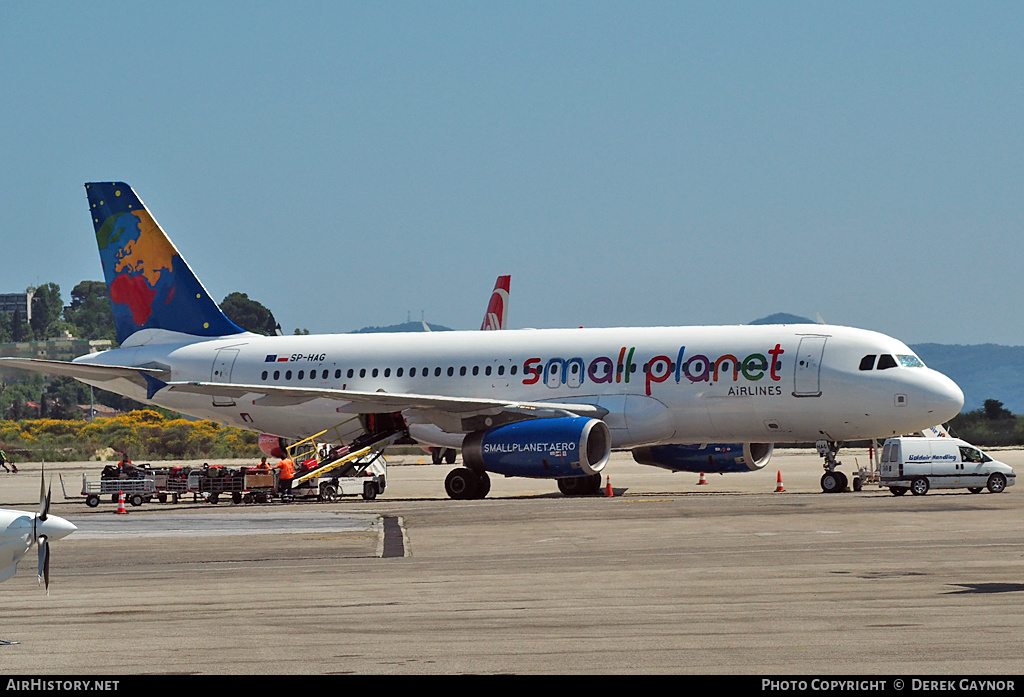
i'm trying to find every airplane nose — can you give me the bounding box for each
[926,371,965,421]
[39,515,77,542]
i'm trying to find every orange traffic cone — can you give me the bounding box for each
[605,475,613,497]
[775,470,785,492]
[116,490,128,514]
[697,472,708,485]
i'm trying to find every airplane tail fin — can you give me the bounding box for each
[480,275,510,331]
[85,182,245,345]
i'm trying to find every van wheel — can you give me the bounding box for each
[986,473,1007,494]
[889,487,907,496]
[968,487,983,494]
[910,478,930,496]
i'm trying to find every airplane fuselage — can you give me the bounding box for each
[74,323,964,449]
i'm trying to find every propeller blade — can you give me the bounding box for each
[37,535,49,594]
[38,465,49,521]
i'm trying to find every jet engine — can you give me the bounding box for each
[631,442,773,473]
[462,416,611,479]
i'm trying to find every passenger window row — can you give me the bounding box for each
[259,364,521,382]
[258,359,789,383]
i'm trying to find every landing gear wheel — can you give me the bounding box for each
[474,471,491,499]
[444,448,457,464]
[431,449,443,465]
[445,468,478,500]
[820,472,842,493]
[558,476,595,496]
[910,477,930,496]
[987,473,1007,494]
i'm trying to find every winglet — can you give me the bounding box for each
[142,371,168,400]
[86,182,244,344]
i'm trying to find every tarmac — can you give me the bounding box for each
[1,446,1022,675]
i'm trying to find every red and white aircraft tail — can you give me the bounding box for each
[480,275,510,331]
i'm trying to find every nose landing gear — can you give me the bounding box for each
[817,440,848,493]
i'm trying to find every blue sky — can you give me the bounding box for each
[2,2,1022,344]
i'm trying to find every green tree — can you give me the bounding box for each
[29,283,64,339]
[983,399,1013,421]
[64,280,117,342]
[11,308,25,342]
[44,376,91,420]
[220,292,279,335]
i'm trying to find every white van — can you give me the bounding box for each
[880,437,1015,496]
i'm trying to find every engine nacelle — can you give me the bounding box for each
[631,442,773,473]
[258,434,291,459]
[462,417,611,479]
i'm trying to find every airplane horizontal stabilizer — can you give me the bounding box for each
[0,358,169,388]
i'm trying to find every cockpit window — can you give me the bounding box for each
[876,354,898,370]
[897,354,925,368]
[859,355,876,371]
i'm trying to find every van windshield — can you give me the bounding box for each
[959,446,990,464]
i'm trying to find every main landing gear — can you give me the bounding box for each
[557,473,603,496]
[432,448,458,465]
[817,440,851,493]
[444,467,491,500]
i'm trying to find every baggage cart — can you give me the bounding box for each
[187,466,275,504]
[80,473,157,508]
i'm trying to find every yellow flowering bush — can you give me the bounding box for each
[0,411,261,461]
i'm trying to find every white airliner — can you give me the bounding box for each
[1,183,965,499]
[0,472,77,594]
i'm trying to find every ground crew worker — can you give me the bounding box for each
[277,456,295,496]
[0,449,16,473]
[256,456,270,471]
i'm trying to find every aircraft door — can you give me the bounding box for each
[793,336,827,397]
[211,348,240,407]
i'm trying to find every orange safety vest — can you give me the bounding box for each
[278,458,295,480]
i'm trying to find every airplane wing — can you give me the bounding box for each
[161,381,607,422]
[0,357,169,386]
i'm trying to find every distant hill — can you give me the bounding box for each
[910,344,1024,415]
[351,321,452,334]
[749,313,816,325]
